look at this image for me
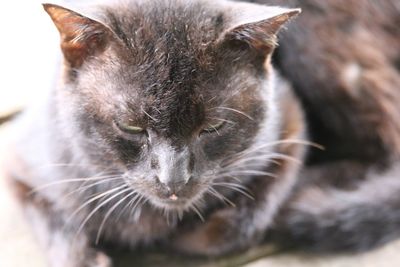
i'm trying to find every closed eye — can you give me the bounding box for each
[114,121,147,135]
[201,121,225,135]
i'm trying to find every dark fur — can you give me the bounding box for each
[6,0,400,265]
[261,0,400,252]
[271,0,400,163]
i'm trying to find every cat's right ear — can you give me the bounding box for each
[43,4,113,68]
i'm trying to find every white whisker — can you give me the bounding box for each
[95,190,137,244]
[212,183,254,200]
[75,186,131,237]
[190,203,205,222]
[218,170,277,178]
[116,193,141,220]
[31,174,121,194]
[234,139,321,159]
[207,117,236,125]
[207,187,236,207]
[211,107,254,120]
[61,176,123,200]
[68,184,127,222]
[130,195,146,218]
[142,108,157,121]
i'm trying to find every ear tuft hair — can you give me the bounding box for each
[222,5,301,53]
[43,3,112,68]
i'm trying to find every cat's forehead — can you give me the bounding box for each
[96,2,230,133]
[102,0,224,69]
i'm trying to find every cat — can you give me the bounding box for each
[6,0,305,266]
[5,0,400,266]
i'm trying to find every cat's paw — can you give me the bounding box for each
[82,250,113,267]
[173,209,260,256]
[49,249,113,267]
[92,251,113,267]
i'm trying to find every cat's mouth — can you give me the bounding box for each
[149,187,207,211]
[123,176,207,211]
[155,195,189,206]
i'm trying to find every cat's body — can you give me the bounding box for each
[5,0,400,266]
[267,0,400,251]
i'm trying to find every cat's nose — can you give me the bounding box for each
[156,176,189,195]
[163,179,188,194]
[154,142,192,196]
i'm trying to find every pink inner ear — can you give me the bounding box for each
[223,9,301,53]
[43,4,111,68]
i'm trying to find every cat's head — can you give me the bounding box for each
[44,0,299,211]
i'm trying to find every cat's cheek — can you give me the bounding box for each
[111,137,144,163]
[201,134,236,160]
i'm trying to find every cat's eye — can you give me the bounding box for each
[115,121,147,135]
[201,121,225,135]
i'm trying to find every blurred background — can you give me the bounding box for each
[1,1,400,267]
[0,2,58,266]
[0,0,60,117]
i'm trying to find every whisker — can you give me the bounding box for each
[208,124,221,135]
[207,117,236,125]
[221,157,279,169]
[212,183,255,200]
[234,139,322,159]
[33,163,115,170]
[190,203,205,222]
[268,153,303,164]
[95,190,137,244]
[30,174,121,194]
[207,95,218,103]
[75,186,131,237]
[132,197,149,221]
[224,175,242,183]
[68,184,127,222]
[207,187,236,207]
[224,162,277,170]
[177,210,184,221]
[130,195,145,218]
[77,169,114,189]
[142,107,157,121]
[116,193,141,220]
[61,177,123,200]
[165,209,176,226]
[217,170,278,178]
[211,107,254,120]
[212,182,250,191]
[226,153,302,167]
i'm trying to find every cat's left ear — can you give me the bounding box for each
[221,5,301,54]
[43,3,114,68]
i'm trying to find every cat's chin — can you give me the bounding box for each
[150,197,194,211]
[152,200,186,210]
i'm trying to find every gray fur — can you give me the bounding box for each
[7,0,304,265]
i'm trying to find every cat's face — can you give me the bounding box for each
[46,0,299,211]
